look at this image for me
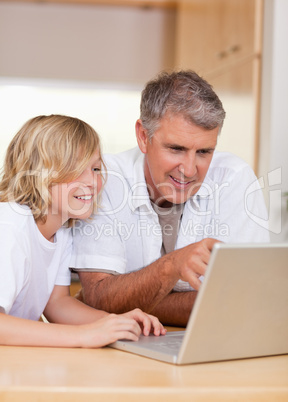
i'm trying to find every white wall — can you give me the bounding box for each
[0,2,265,170]
[259,0,288,242]
[0,79,141,162]
[0,2,175,84]
[0,2,175,163]
[1,1,287,243]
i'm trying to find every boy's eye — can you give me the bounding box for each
[93,167,101,172]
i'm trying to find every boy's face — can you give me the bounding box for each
[136,114,219,207]
[51,151,102,223]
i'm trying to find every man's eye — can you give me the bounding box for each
[198,149,213,155]
[170,146,184,152]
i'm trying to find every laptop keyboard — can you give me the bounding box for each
[153,334,184,352]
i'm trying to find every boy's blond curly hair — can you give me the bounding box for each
[0,114,104,226]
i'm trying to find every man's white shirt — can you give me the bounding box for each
[71,148,270,291]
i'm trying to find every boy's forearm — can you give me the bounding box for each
[44,293,108,325]
[0,313,82,347]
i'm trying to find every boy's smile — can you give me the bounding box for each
[49,151,102,230]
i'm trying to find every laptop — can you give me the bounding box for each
[109,243,288,364]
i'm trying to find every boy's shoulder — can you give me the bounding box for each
[0,202,32,227]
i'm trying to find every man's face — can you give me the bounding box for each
[136,114,219,207]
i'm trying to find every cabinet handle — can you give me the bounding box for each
[217,50,227,59]
[228,44,241,54]
[216,45,241,59]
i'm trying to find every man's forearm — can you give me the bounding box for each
[77,238,216,321]
[78,255,180,315]
[149,291,198,327]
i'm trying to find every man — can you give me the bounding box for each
[71,70,269,326]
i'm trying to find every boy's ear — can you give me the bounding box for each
[135,119,149,154]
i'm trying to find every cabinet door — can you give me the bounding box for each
[175,0,263,171]
[176,0,257,80]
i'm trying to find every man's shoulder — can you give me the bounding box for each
[103,147,141,176]
[201,151,256,191]
[102,147,145,197]
[208,151,253,177]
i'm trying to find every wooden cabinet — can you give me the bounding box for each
[175,0,263,171]
[175,0,259,88]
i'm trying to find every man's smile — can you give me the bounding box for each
[169,175,194,187]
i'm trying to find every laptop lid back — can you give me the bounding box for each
[177,243,288,364]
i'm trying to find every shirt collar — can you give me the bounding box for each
[130,153,154,213]
[188,175,215,210]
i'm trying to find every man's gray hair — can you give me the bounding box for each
[140,70,226,139]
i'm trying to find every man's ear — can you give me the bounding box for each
[135,119,149,154]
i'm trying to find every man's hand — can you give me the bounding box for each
[170,238,220,290]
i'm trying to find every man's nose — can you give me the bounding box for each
[178,154,197,178]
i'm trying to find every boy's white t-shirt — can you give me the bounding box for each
[0,202,72,321]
